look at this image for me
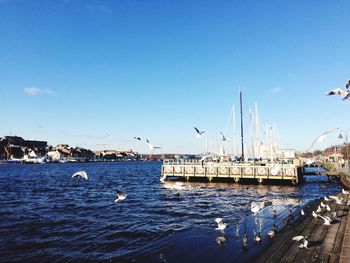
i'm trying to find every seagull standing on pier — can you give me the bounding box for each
[292,236,309,249]
[115,189,127,202]
[72,171,88,180]
[318,215,331,225]
[342,188,350,195]
[194,127,205,138]
[326,88,350,100]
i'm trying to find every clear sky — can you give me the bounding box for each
[1,0,349,154]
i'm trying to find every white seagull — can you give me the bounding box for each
[318,215,331,225]
[320,202,326,208]
[324,196,330,202]
[292,235,309,249]
[326,205,331,211]
[215,218,227,233]
[72,171,88,180]
[306,128,339,152]
[312,211,318,218]
[342,188,350,195]
[115,189,127,202]
[194,127,205,138]
[316,206,322,213]
[301,209,305,216]
[326,88,350,100]
[146,139,161,150]
[251,205,260,214]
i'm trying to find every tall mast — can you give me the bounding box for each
[249,108,255,159]
[255,102,259,158]
[240,91,244,161]
[232,105,237,156]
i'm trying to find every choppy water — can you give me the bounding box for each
[0,162,341,262]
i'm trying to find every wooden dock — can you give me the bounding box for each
[255,193,350,263]
[161,159,302,184]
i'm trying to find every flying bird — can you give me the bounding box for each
[146,139,161,150]
[326,88,350,100]
[72,171,88,180]
[134,137,141,141]
[115,189,127,202]
[346,79,350,90]
[306,128,339,152]
[292,236,309,249]
[194,127,205,138]
[215,218,227,233]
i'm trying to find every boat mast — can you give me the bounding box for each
[240,91,244,161]
[249,108,254,159]
[255,102,260,159]
[233,105,237,157]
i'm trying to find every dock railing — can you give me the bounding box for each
[162,159,300,184]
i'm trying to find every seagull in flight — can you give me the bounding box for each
[194,127,205,138]
[72,171,88,180]
[146,139,161,150]
[292,235,309,249]
[134,137,141,141]
[346,79,350,90]
[115,189,127,202]
[326,88,350,100]
[215,218,227,233]
[306,128,339,152]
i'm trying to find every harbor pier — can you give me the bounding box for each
[162,159,302,185]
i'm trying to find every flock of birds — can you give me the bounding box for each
[213,188,350,250]
[71,170,127,202]
[290,190,350,250]
[326,79,350,100]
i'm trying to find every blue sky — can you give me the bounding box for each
[1,0,349,154]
